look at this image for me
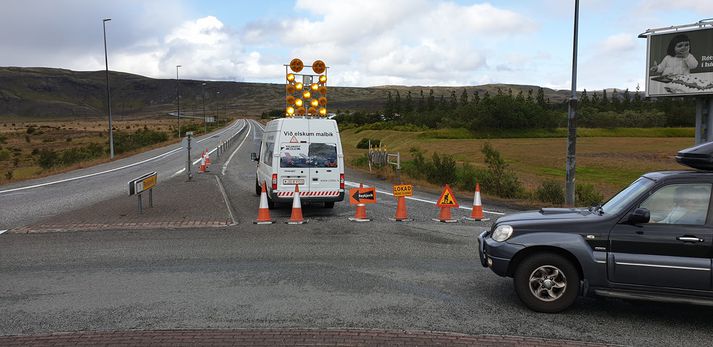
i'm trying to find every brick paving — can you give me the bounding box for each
[9,173,233,233]
[0,329,615,346]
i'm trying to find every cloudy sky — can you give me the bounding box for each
[1,0,711,90]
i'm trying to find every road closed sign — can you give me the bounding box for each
[349,187,377,205]
[393,184,413,197]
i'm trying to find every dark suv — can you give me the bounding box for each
[478,143,713,312]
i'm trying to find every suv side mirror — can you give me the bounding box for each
[251,153,258,161]
[627,208,650,224]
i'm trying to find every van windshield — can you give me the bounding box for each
[280,143,338,168]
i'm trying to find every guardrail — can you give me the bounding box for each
[215,122,248,158]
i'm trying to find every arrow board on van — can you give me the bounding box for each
[349,187,377,205]
[436,184,459,207]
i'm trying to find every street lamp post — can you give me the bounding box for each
[565,0,579,207]
[202,82,207,134]
[102,18,114,159]
[176,65,182,138]
[216,91,221,122]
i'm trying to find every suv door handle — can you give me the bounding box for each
[677,236,704,243]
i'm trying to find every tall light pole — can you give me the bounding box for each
[102,18,114,159]
[565,0,579,207]
[202,82,207,134]
[216,91,221,122]
[176,65,181,138]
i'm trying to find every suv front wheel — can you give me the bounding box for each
[513,253,580,313]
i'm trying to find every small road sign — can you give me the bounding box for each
[392,184,413,197]
[349,187,377,205]
[436,184,459,207]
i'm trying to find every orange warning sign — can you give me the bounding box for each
[392,184,413,197]
[436,184,459,207]
[349,187,377,205]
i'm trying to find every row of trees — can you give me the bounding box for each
[377,87,696,130]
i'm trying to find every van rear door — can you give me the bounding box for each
[307,119,341,199]
[277,119,310,196]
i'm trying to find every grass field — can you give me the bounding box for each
[0,116,233,184]
[340,127,695,200]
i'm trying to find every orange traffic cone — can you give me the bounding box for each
[254,181,274,224]
[434,206,458,223]
[390,196,411,222]
[204,149,212,166]
[287,185,306,224]
[198,154,207,173]
[464,182,488,221]
[349,183,371,222]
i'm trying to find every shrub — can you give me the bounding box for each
[5,171,12,180]
[429,152,457,185]
[0,149,10,161]
[0,134,6,144]
[26,126,36,134]
[38,149,59,169]
[350,154,369,167]
[25,135,30,143]
[356,138,381,149]
[114,129,168,154]
[535,180,565,205]
[481,142,523,198]
[576,183,604,206]
[31,148,39,155]
[456,162,490,192]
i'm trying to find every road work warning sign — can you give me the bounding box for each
[436,184,459,207]
[392,184,413,197]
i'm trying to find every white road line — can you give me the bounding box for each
[0,229,7,235]
[215,176,237,225]
[222,122,252,175]
[0,120,245,195]
[345,181,505,215]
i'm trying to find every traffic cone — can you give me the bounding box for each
[254,181,274,224]
[464,182,488,221]
[434,206,458,223]
[204,149,212,166]
[198,154,206,173]
[349,183,371,222]
[390,196,411,222]
[286,185,306,224]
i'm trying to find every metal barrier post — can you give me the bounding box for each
[138,193,143,214]
[149,188,153,208]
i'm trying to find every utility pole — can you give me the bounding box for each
[565,0,579,207]
[102,18,114,159]
[176,65,182,138]
[202,82,207,134]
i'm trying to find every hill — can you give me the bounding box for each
[0,67,574,119]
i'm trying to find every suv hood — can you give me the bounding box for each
[496,208,594,224]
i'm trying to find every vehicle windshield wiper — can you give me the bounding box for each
[590,204,603,215]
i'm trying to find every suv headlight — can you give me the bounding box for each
[491,224,513,242]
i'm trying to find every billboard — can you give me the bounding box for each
[646,27,713,97]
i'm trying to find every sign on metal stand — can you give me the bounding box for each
[129,172,157,214]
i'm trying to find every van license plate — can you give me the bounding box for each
[283,179,305,185]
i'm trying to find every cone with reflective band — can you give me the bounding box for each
[198,154,207,173]
[204,149,211,166]
[469,183,484,220]
[254,181,274,224]
[393,195,409,221]
[287,185,305,224]
[438,206,453,221]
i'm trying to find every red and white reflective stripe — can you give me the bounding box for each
[276,191,340,197]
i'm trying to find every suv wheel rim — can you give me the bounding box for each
[528,265,567,302]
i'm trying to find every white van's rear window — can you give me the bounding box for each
[280,143,337,168]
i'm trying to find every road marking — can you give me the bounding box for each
[345,181,505,215]
[222,121,252,175]
[0,229,6,235]
[0,120,244,195]
[215,176,237,225]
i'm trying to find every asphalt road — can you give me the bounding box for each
[0,119,247,230]
[1,119,712,346]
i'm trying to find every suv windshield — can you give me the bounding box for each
[601,177,655,215]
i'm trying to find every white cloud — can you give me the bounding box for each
[638,0,713,13]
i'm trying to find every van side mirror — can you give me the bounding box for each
[251,153,258,161]
[627,208,650,224]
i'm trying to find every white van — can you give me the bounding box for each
[251,118,345,208]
